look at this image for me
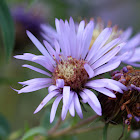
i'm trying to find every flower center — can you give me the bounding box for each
[53,56,89,92]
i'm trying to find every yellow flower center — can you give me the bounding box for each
[53,56,89,92]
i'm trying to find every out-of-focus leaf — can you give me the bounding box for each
[45,0,70,19]
[66,136,78,140]
[0,0,15,60]
[0,77,18,85]
[0,114,11,139]
[40,110,50,130]
[71,116,79,127]
[55,136,78,140]
[40,109,58,130]
[8,130,22,140]
[22,127,47,140]
[24,121,30,133]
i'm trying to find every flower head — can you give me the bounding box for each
[42,18,140,67]
[98,65,140,130]
[14,17,127,123]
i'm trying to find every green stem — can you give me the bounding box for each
[103,123,109,140]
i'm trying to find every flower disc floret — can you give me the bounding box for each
[53,56,89,92]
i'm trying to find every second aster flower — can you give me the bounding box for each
[14,18,127,123]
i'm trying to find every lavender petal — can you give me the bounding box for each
[34,90,59,114]
[50,95,62,123]
[74,93,83,118]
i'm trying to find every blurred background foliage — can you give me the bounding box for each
[0,0,140,139]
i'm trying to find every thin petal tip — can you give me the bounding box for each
[11,87,19,93]
[26,30,31,35]
[97,110,102,116]
[33,109,38,114]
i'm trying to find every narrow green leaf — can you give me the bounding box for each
[102,123,109,140]
[0,0,15,60]
[22,127,47,140]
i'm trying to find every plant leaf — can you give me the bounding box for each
[22,127,47,140]
[0,0,15,60]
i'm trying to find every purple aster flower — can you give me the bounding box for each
[14,17,127,123]
[11,4,46,51]
[41,18,140,67]
[118,28,140,67]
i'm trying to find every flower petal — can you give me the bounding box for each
[94,61,121,77]
[34,90,59,114]
[18,78,52,85]
[61,86,70,120]
[69,99,75,117]
[32,56,54,72]
[86,28,112,62]
[93,87,116,98]
[76,20,85,59]
[86,80,107,88]
[88,98,102,116]
[22,64,51,77]
[120,27,132,41]
[56,79,64,88]
[83,89,101,108]
[89,38,120,64]
[14,53,36,61]
[26,31,54,64]
[50,95,62,123]
[99,79,127,91]
[81,89,102,116]
[48,85,58,93]
[80,91,89,103]
[43,40,56,58]
[18,83,50,94]
[68,91,75,117]
[80,20,94,59]
[91,46,120,69]
[84,63,94,78]
[124,33,140,49]
[74,93,83,118]
[54,39,60,55]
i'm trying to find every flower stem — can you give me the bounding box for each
[49,115,99,138]
[72,115,99,129]
[102,123,109,140]
[68,125,104,135]
[48,117,62,135]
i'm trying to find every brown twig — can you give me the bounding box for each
[50,115,99,138]
[72,115,99,129]
[68,125,104,135]
[48,117,62,135]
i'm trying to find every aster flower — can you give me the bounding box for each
[14,17,127,123]
[11,4,46,51]
[41,18,140,67]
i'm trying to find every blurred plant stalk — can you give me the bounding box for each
[47,115,101,138]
